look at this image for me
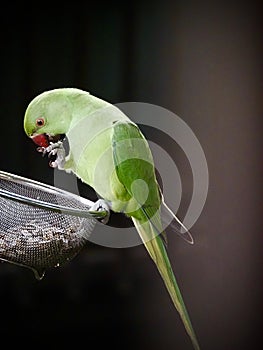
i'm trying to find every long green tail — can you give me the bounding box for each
[132,218,200,350]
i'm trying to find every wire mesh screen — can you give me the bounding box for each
[0,171,98,279]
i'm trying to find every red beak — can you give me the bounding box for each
[31,134,49,147]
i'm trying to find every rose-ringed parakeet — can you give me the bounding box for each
[23,88,200,350]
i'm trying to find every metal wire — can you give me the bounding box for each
[0,170,106,279]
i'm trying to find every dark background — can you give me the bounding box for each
[0,1,262,349]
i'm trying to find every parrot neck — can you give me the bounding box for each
[65,88,112,125]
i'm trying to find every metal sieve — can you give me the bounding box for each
[0,170,107,280]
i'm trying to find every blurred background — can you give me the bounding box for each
[0,1,262,349]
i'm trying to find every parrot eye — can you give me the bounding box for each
[36,118,45,127]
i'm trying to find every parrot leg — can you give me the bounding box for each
[37,141,66,169]
[89,199,111,225]
[48,144,66,169]
[37,140,63,156]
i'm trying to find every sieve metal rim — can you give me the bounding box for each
[0,170,107,220]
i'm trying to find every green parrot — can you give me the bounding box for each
[23,88,200,350]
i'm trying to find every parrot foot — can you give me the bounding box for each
[90,199,111,225]
[38,141,66,169]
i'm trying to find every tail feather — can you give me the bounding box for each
[132,217,200,350]
[161,199,194,245]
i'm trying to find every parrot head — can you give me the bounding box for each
[23,89,73,147]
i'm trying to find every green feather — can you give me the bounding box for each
[111,121,200,350]
[24,88,200,349]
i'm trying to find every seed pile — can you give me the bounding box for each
[0,219,88,270]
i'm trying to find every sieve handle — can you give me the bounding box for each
[0,188,107,219]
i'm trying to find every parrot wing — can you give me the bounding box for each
[111,121,200,350]
[111,120,167,241]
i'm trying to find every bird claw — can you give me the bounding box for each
[48,147,59,158]
[90,199,111,225]
[37,146,47,155]
[37,141,66,169]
